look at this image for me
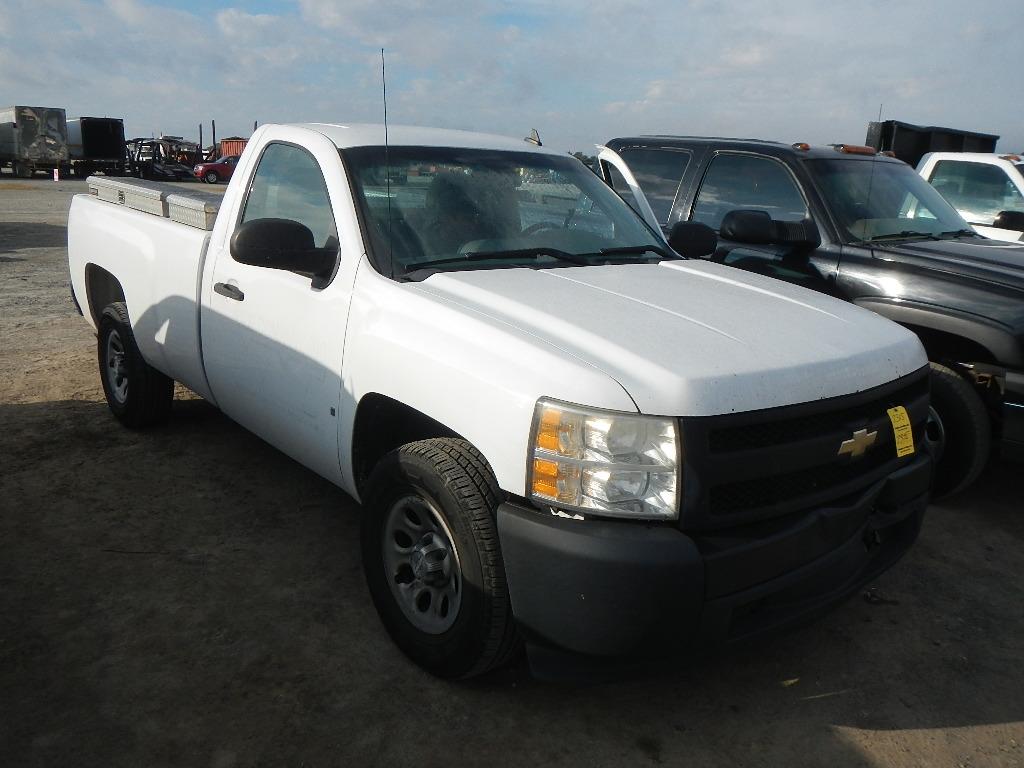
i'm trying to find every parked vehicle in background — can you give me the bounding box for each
[67,117,127,177]
[599,135,1024,496]
[193,155,239,183]
[0,105,68,178]
[866,119,999,169]
[917,152,1024,242]
[68,122,932,678]
[126,138,194,181]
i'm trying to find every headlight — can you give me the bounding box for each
[527,398,680,520]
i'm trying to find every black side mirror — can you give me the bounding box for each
[720,209,821,249]
[668,221,717,258]
[773,218,821,249]
[994,210,1024,232]
[230,218,336,279]
[720,209,774,244]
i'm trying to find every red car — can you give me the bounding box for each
[193,155,239,184]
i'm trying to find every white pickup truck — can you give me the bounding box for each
[918,152,1024,242]
[68,122,933,679]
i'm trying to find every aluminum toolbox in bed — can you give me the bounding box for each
[166,193,218,230]
[86,176,222,230]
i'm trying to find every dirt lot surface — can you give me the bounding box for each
[1,178,1023,767]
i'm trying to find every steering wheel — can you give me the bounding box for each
[522,221,562,236]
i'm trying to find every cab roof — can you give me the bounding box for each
[605,135,905,162]
[291,122,563,156]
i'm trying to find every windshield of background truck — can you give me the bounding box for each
[343,146,666,276]
[809,158,970,241]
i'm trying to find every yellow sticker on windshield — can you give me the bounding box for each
[887,406,915,457]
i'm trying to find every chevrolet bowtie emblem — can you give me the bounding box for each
[838,428,878,459]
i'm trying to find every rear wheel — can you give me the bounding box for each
[361,438,520,678]
[928,362,990,498]
[97,302,173,428]
[13,161,31,179]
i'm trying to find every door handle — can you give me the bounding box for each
[214,282,244,301]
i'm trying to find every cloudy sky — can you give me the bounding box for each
[3,0,1021,154]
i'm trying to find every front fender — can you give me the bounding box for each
[339,265,637,497]
[855,296,1023,368]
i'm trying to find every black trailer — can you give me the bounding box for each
[68,117,127,177]
[866,120,999,167]
[0,105,69,178]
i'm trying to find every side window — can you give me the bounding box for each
[691,154,808,230]
[929,160,1024,224]
[614,148,690,225]
[240,143,337,249]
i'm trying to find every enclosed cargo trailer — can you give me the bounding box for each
[67,117,127,176]
[0,105,69,178]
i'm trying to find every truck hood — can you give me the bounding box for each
[872,236,1024,292]
[411,260,926,416]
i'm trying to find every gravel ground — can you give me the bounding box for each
[1,177,1022,767]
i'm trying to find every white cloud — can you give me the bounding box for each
[1,0,1022,152]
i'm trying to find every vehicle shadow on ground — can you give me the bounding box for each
[1,397,1022,767]
[0,222,68,254]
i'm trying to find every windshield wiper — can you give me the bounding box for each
[401,248,589,278]
[594,244,677,259]
[937,228,976,238]
[869,230,941,241]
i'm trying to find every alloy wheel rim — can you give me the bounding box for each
[382,494,462,635]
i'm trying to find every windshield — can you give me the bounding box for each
[342,146,668,278]
[808,158,972,242]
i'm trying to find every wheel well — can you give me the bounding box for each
[906,325,997,367]
[84,264,126,327]
[351,394,462,491]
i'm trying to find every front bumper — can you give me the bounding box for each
[498,453,930,675]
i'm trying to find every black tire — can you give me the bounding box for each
[204,171,219,184]
[13,161,31,179]
[97,303,173,428]
[361,438,520,678]
[928,362,991,498]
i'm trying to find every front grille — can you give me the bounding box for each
[708,375,929,453]
[680,367,930,530]
[709,425,920,515]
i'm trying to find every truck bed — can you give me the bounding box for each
[86,176,222,231]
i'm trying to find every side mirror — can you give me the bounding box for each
[720,209,774,244]
[773,218,821,250]
[994,210,1024,232]
[667,221,717,258]
[720,209,821,249]
[230,218,336,278]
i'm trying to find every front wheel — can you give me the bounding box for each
[928,362,991,498]
[204,171,219,184]
[361,438,520,678]
[97,302,174,428]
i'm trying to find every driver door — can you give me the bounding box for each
[201,137,356,485]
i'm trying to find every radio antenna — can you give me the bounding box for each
[382,48,394,278]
